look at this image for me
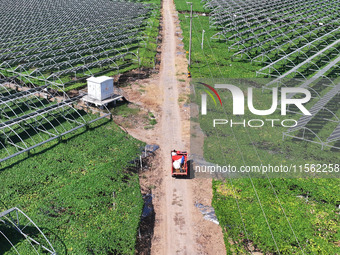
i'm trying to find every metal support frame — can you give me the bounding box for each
[205,0,340,149]
[0,76,112,163]
[0,0,153,89]
[0,207,57,254]
[283,84,340,148]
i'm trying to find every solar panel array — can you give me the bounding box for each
[204,0,340,149]
[0,0,152,89]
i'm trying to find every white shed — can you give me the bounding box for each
[86,76,114,101]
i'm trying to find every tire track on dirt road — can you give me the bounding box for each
[151,0,196,254]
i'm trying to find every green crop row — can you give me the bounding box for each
[1,0,161,92]
[0,119,145,254]
[175,0,340,254]
[213,178,340,254]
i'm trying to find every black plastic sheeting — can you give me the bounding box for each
[142,144,159,158]
[142,194,154,218]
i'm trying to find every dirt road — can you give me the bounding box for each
[149,0,226,254]
[120,0,226,254]
[152,0,196,253]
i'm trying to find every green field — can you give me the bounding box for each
[192,82,340,253]
[0,119,144,254]
[0,0,161,92]
[0,1,162,253]
[175,0,340,254]
[174,0,260,78]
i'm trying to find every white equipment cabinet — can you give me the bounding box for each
[82,76,123,108]
[86,76,114,101]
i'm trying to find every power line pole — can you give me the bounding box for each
[188,2,193,78]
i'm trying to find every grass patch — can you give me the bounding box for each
[178,94,189,104]
[149,118,157,125]
[176,0,340,253]
[192,80,340,254]
[111,103,140,118]
[174,0,260,78]
[147,111,157,125]
[0,0,162,91]
[0,119,144,254]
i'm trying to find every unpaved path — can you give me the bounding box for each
[152,0,196,254]
[149,0,226,254]
[119,0,226,254]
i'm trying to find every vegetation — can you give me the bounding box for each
[213,178,340,254]
[193,83,340,253]
[111,103,140,117]
[137,0,161,69]
[0,0,161,92]
[0,119,144,254]
[0,0,159,254]
[174,0,260,78]
[175,0,340,254]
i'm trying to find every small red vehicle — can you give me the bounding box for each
[171,150,190,177]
